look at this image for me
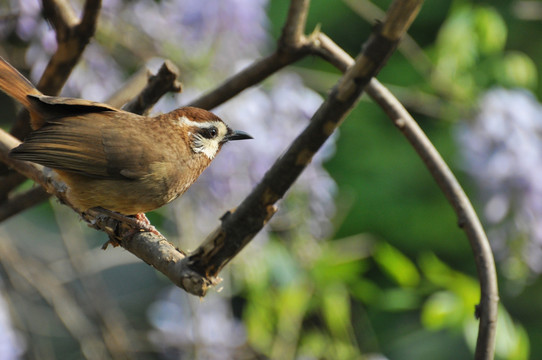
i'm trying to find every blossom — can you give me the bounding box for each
[456,88,542,273]
[148,288,246,360]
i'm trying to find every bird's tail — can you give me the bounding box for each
[0,56,42,110]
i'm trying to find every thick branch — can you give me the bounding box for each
[38,0,102,96]
[280,0,311,47]
[187,0,422,282]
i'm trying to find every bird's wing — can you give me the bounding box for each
[9,112,159,180]
[27,95,120,119]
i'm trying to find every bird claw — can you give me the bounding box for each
[91,207,163,239]
[132,213,160,235]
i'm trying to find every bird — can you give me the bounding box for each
[0,56,252,233]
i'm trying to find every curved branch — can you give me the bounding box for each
[311,28,498,360]
[369,80,498,360]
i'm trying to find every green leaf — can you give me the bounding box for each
[321,284,351,339]
[421,291,464,330]
[474,7,507,54]
[496,51,538,89]
[374,242,420,287]
[375,287,421,312]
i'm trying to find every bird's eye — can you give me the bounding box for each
[200,126,218,139]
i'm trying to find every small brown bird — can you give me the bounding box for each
[0,56,251,231]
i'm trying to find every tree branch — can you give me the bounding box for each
[188,0,313,110]
[280,0,311,47]
[310,25,498,360]
[38,0,102,96]
[186,0,422,284]
[189,51,303,110]
[122,60,182,115]
[0,186,50,222]
[368,80,498,360]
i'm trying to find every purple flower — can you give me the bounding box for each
[148,288,247,360]
[1,1,339,357]
[0,283,25,359]
[456,88,542,274]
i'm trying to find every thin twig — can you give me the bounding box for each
[188,0,313,110]
[0,187,50,222]
[188,51,306,110]
[0,235,108,360]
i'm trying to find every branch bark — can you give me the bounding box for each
[368,80,498,360]
[188,0,313,110]
[311,24,498,360]
[187,0,422,280]
[0,0,498,358]
[0,0,421,297]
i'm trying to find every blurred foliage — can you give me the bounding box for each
[266,0,538,359]
[0,0,541,359]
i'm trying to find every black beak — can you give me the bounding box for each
[225,129,253,141]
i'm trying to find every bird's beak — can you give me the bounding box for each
[225,129,253,141]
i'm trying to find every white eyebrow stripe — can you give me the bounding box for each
[178,116,220,128]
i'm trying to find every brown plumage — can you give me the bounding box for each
[1,56,251,217]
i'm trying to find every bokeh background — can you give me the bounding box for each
[0,0,540,359]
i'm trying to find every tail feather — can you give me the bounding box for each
[0,56,42,110]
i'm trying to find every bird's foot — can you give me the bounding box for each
[130,213,161,236]
[91,207,162,241]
